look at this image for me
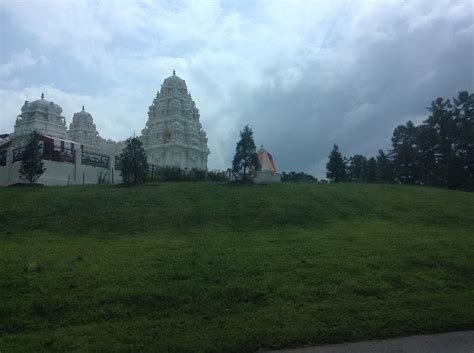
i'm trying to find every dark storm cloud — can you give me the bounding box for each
[223,2,474,177]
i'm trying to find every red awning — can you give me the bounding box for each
[0,139,12,150]
[39,133,83,151]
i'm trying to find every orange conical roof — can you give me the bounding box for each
[257,145,277,175]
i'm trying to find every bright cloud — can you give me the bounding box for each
[0,49,37,76]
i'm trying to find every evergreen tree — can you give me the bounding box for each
[348,154,368,181]
[20,131,46,184]
[365,157,377,182]
[375,150,393,183]
[416,123,438,185]
[425,97,459,187]
[452,91,474,190]
[118,137,149,186]
[232,125,259,181]
[326,144,347,182]
[390,121,420,184]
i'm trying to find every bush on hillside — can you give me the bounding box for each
[148,166,228,182]
[208,170,228,181]
[281,171,318,183]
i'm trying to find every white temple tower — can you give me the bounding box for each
[14,93,68,142]
[141,71,209,170]
[69,106,102,147]
[68,106,121,155]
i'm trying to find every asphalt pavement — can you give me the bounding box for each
[265,330,474,353]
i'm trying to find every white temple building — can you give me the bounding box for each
[0,72,209,186]
[0,93,123,186]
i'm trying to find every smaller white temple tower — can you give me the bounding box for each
[69,106,102,147]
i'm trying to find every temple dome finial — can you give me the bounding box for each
[173,69,175,76]
[82,105,85,111]
[24,94,63,115]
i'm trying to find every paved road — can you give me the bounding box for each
[265,330,474,353]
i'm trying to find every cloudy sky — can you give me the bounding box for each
[0,0,472,177]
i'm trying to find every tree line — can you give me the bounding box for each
[327,91,474,191]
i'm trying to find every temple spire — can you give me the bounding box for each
[173,69,175,76]
[41,92,44,99]
[82,105,85,111]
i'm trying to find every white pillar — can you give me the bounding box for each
[109,155,115,184]
[6,148,13,185]
[74,148,82,184]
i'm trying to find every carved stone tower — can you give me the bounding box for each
[141,72,209,170]
[69,106,102,147]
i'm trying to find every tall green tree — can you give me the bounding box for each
[365,157,377,183]
[375,149,393,183]
[232,125,259,181]
[390,121,420,184]
[348,154,368,181]
[416,123,438,185]
[452,91,474,190]
[20,131,46,184]
[326,144,347,182]
[425,97,460,187]
[118,137,149,186]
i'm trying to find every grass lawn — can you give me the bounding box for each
[0,182,473,353]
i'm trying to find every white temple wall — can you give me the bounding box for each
[3,159,75,186]
[255,171,281,184]
[0,148,12,186]
[75,164,114,185]
[0,148,122,186]
[0,166,9,186]
[71,151,122,185]
[39,161,75,185]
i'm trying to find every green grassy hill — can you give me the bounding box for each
[0,183,473,353]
